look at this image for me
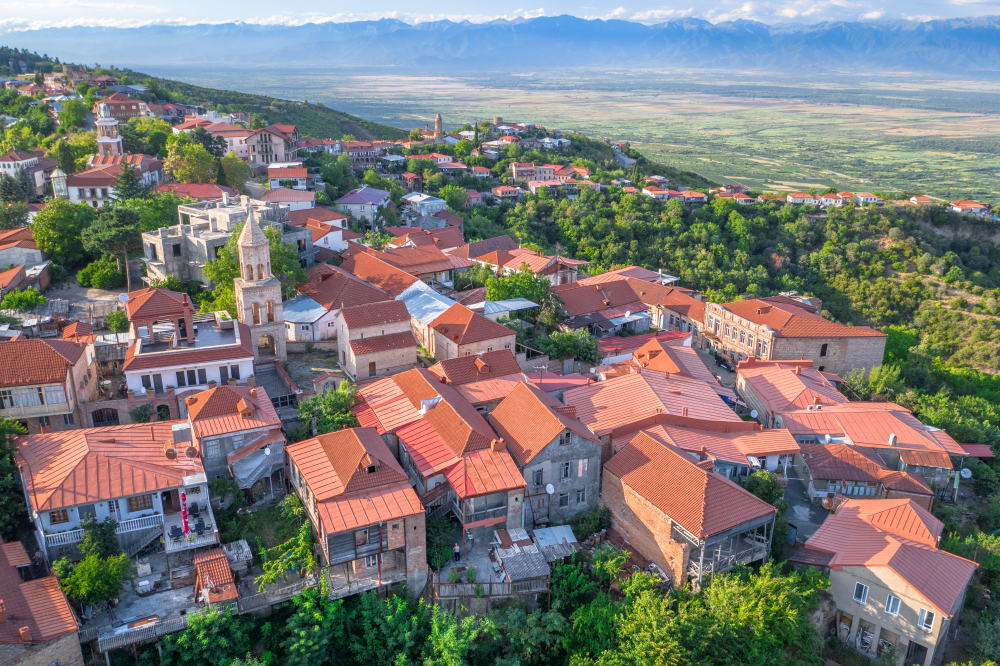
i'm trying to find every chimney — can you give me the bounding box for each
[554,405,577,420]
[247,376,257,388]
[18,627,30,643]
[700,445,708,460]
[171,423,191,446]
[813,396,820,405]
[222,191,230,206]
[491,438,506,453]
[795,366,801,376]
[888,433,898,447]
[681,406,688,417]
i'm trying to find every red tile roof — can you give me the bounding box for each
[339,299,410,330]
[718,297,885,339]
[286,206,349,227]
[123,321,254,371]
[614,417,799,466]
[430,304,515,346]
[490,381,600,465]
[340,253,418,298]
[737,359,848,414]
[606,431,776,539]
[286,427,421,534]
[0,339,84,388]
[597,330,688,356]
[0,227,36,252]
[194,548,238,603]
[613,338,735,400]
[0,265,25,290]
[349,330,417,356]
[445,445,525,499]
[268,167,308,178]
[577,266,662,285]
[125,287,191,321]
[800,498,977,616]
[185,385,281,440]
[299,264,389,310]
[552,280,645,318]
[447,235,519,260]
[427,349,523,386]
[16,421,204,511]
[261,188,315,203]
[0,540,77,645]
[378,245,454,276]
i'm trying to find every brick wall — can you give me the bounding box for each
[10,631,84,666]
[772,335,886,377]
[601,468,690,585]
[885,489,933,512]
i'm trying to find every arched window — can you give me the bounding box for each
[252,302,261,325]
[257,264,264,280]
[266,301,274,322]
[820,343,828,357]
[245,264,253,280]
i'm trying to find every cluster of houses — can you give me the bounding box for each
[0,191,990,665]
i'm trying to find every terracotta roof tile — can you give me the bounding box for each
[427,349,523,386]
[448,235,518,260]
[378,245,454,275]
[429,304,515,346]
[802,498,976,616]
[0,228,36,252]
[125,288,191,321]
[737,359,847,414]
[194,549,237,603]
[0,339,84,387]
[341,253,418,298]
[605,431,775,539]
[490,381,600,466]
[185,385,282,440]
[349,330,417,356]
[444,447,525,499]
[613,417,799,466]
[576,266,662,285]
[551,280,644,317]
[597,330,688,356]
[298,265,389,310]
[719,297,885,339]
[339,299,410,330]
[261,188,315,203]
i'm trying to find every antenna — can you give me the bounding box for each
[750,410,758,419]
[545,484,555,495]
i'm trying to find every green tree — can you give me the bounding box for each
[439,184,469,210]
[159,606,253,666]
[0,287,47,312]
[424,607,482,666]
[110,164,149,201]
[350,593,431,665]
[32,198,96,268]
[408,128,423,141]
[58,98,87,128]
[115,192,191,232]
[363,228,394,251]
[53,139,75,173]
[81,206,141,290]
[535,328,600,366]
[0,419,26,540]
[78,517,120,558]
[744,470,785,506]
[563,594,618,660]
[551,554,596,613]
[485,262,550,304]
[53,552,134,608]
[104,308,129,333]
[0,172,27,203]
[255,522,315,591]
[282,588,349,666]
[220,151,251,195]
[0,201,28,229]
[297,380,359,435]
[165,141,216,183]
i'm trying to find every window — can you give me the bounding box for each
[20,387,43,407]
[820,343,828,357]
[558,492,569,507]
[560,462,571,480]
[578,458,588,477]
[206,440,221,459]
[301,325,309,331]
[917,609,935,632]
[44,386,66,404]
[63,413,74,426]
[885,594,901,616]
[0,389,19,409]
[853,582,868,604]
[761,341,768,356]
[219,366,229,383]
[127,494,153,512]
[172,244,182,257]
[198,369,207,384]
[356,529,370,546]
[230,365,240,380]
[79,504,96,520]
[49,509,68,524]
[532,469,543,487]
[186,370,196,386]
[141,374,152,389]
[37,416,49,429]
[748,334,754,348]
[365,554,380,567]
[724,323,730,338]
[176,370,186,387]
[740,330,746,344]
[576,488,586,503]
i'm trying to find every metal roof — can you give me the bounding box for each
[398,281,455,324]
[282,294,328,323]
[468,298,539,315]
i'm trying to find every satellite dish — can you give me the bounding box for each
[118,293,130,303]
[625,310,631,318]
[264,447,271,456]
[961,468,973,479]
[545,483,555,495]
[750,410,758,419]
[590,368,596,374]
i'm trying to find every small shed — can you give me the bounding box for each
[194,548,238,605]
[222,539,254,575]
[532,525,578,562]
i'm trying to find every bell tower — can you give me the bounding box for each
[95,103,123,156]
[233,205,287,362]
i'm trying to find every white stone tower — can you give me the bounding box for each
[95,103,123,156]
[234,205,287,362]
[434,112,443,140]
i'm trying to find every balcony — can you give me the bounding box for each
[163,501,218,553]
[42,513,164,548]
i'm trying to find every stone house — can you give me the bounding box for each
[704,295,887,376]
[335,300,417,382]
[790,498,978,666]
[427,303,516,361]
[285,427,427,596]
[602,430,776,588]
[489,382,603,527]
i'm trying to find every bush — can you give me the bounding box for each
[0,287,47,312]
[974,463,999,498]
[447,568,460,584]
[466,566,476,583]
[77,256,125,290]
[129,403,153,423]
[568,507,611,538]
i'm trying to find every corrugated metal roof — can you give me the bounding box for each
[445,448,524,499]
[282,294,328,323]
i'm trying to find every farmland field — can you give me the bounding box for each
[152,66,1000,199]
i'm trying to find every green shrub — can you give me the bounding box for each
[446,568,459,584]
[466,566,476,583]
[0,287,47,312]
[77,256,125,290]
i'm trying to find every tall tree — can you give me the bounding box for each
[220,151,251,194]
[0,201,28,229]
[0,172,26,203]
[281,589,349,666]
[0,419,26,541]
[111,165,149,201]
[81,207,141,290]
[54,139,75,173]
[58,98,87,128]
[165,142,216,184]
[31,198,96,268]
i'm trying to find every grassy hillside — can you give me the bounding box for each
[122,67,407,141]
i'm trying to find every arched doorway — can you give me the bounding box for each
[258,334,276,358]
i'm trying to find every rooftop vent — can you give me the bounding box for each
[171,423,191,445]
[18,627,29,643]
[794,366,801,376]
[889,433,898,447]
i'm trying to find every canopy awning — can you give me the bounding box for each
[229,442,285,489]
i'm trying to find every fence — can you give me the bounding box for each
[430,572,549,599]
[238,575,318,613]
[96,615,190,652]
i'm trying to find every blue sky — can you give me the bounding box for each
[0,0,992,30]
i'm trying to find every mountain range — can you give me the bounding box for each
[8,15,1000,74]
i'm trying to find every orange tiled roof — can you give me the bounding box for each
[606,431,776,539]
[563,372,741,437]
[615,340,735,401]
[430,303,515,347]
[339,299,409,330]
[124,287,191,321]
[286,206,349,227]
[490,381,600,466]
[444,446,525,499]
[0,227,36,252]
[286,428,421,534]
[299,264,389,310]
[194,548,238,603]
[15,421,204,512]
[801,498,977,616]
[185,385,281,440]
[613,417,799,466]
[718,297,885,339]
[61,321,93,340]
[341,253,418,298]
[0,339,84,388]
[447,235,518,260]
[551,280,644,317]
[737,358,847,414]
[0,265,25,290]
[378,245,454,276]
[427,349,523,386]
[349,330,417,356]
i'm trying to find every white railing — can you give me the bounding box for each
[164,529,219,553]
[116,514,164,533]
[45,529,84,546]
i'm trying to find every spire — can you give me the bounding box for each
[238,204,268,248]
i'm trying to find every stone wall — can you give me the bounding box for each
[601,468,690,586]
[9,631,84,666]
[772,334,886,377]
[286,340,338,353]
[404,513,428,596]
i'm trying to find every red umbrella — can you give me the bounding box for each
[181,491,190,536]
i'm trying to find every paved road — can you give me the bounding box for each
[612,144,636,170]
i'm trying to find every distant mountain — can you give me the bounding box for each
[8,15,1000,73]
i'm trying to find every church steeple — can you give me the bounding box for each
[237,205,271,282]
[233,202,286,362]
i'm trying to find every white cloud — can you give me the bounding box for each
[860,8,884,17]
[903,13,942,20]
[585,6,630,20]
[630,7,696,22]
[705,3,756,21]
[830,0,853,6]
